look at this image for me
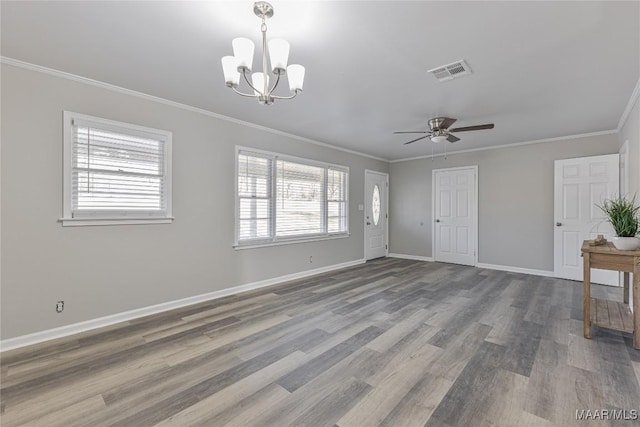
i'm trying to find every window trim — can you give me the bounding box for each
[61,111,173,226]
[234,145,349,248]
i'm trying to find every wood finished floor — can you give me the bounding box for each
[1,258,639,427]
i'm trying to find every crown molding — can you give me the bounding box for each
[2,56,631,165]
[0,56,388,162]
[389,130,618,163]
[618,76,640,131]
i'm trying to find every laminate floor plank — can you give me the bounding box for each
[2,258,638,427]
[152,351,308,427]
[379,373,453,427]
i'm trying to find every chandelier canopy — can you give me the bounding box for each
[221,2,305,105]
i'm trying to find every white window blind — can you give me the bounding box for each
[62,112,172,226]
[236,147,349,246]
[238,152,272,241]
[276,160,324,237]
[327,168,348,234]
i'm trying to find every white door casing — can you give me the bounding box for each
[365,170,388,260]
[553,154,619,285]
[433,166,478,266]
[620,140,629,197]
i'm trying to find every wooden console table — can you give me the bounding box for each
[582,241,639,349]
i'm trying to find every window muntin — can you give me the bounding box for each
[236,147,349,246]
[63,112,172,226]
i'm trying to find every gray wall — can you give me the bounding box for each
[0,64,388,339]
[619,89,639,313]
[620,93,639,197]
[389,133,619,271]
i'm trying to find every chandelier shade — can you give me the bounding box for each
[221,56,240,87]
[251,72,269,96]
[232,38,255,71]
[268,39,290,72]
[221,2,305,105]
[287,64,305,92]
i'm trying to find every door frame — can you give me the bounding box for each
[431,165,478,266]
[364,169,389,260]
[620,139,629,196]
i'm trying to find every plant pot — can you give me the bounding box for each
[611,236,640,250]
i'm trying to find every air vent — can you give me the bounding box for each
[428,60,472,82]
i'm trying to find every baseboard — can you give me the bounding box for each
[0,258,365,352]
[388,253,434,262]
[476,262,554,277]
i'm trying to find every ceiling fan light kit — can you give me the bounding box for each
[221,1,305,105]
[430,133,448,143]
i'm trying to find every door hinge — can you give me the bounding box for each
[385,244,388,249]
[386,213,388,219]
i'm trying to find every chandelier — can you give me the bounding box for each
[221,2,305,105]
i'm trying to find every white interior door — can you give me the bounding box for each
[553,154,619,285]
[365,170,388,260]
[433,167,477,266]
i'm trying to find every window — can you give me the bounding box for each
[372,184,381,226]
[62,111,172,226]
[236,147,349,246]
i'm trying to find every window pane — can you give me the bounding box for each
[372,184,381,226]
[237,151,273,242]
[239,198,270,220]
[239,219,270,240]
[72,123,167,213]
[276,160,323,237]
[328,201,347,233]
[328,169,346,201]
[75,127,163,175]
[238,154,271,198]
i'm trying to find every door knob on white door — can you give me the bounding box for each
[436,219,440,223]
[556,222,562,226]
[366,222,371,225]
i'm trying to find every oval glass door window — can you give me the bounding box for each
[372,184,381,226]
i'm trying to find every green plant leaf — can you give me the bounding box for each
[596,195,640,237]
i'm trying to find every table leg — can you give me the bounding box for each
[624,272,630,305]
[584,252,591,339]
[634,258,640,349]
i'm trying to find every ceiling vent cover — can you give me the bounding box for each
[428,60,472,82]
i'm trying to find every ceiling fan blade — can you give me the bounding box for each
[393,131,427,134]
[447,134,460,143]
[448,124,494,132]
[440,117,457,129]
[404,135,430,145]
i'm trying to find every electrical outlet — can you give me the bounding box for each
[56,301,64,313]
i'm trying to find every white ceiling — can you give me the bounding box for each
[2,1,638,161]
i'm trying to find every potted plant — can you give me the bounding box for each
[598,195,640,250]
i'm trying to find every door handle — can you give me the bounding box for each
[556,222,562,226]
[366,222,371,225]
[436,219,440,223]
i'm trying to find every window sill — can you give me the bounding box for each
[60,217,174,227]
[234,233,350,250]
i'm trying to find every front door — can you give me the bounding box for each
[365,170,388,260]
[553,154,619,285]
[433,167,477,266]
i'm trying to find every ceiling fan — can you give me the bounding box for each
[394,117,494,145]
